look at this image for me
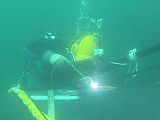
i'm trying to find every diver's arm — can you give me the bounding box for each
[42,50,72,66]
[25,40,72,66]
[8,87,51,120]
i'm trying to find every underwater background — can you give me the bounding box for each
[0,0,160,120]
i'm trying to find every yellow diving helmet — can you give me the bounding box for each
[71,34,98,61]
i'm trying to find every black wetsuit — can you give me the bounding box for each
[22,38,79,91]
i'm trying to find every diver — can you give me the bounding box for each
[21,30,103,90]
[7,31,104,120]
[21,32,80,91]
[13,32,81,120]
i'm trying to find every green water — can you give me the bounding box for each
[0,0,160,120]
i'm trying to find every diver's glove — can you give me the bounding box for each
[78,76,93,89]
[42,50,72,67]
[50,54,72,65]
